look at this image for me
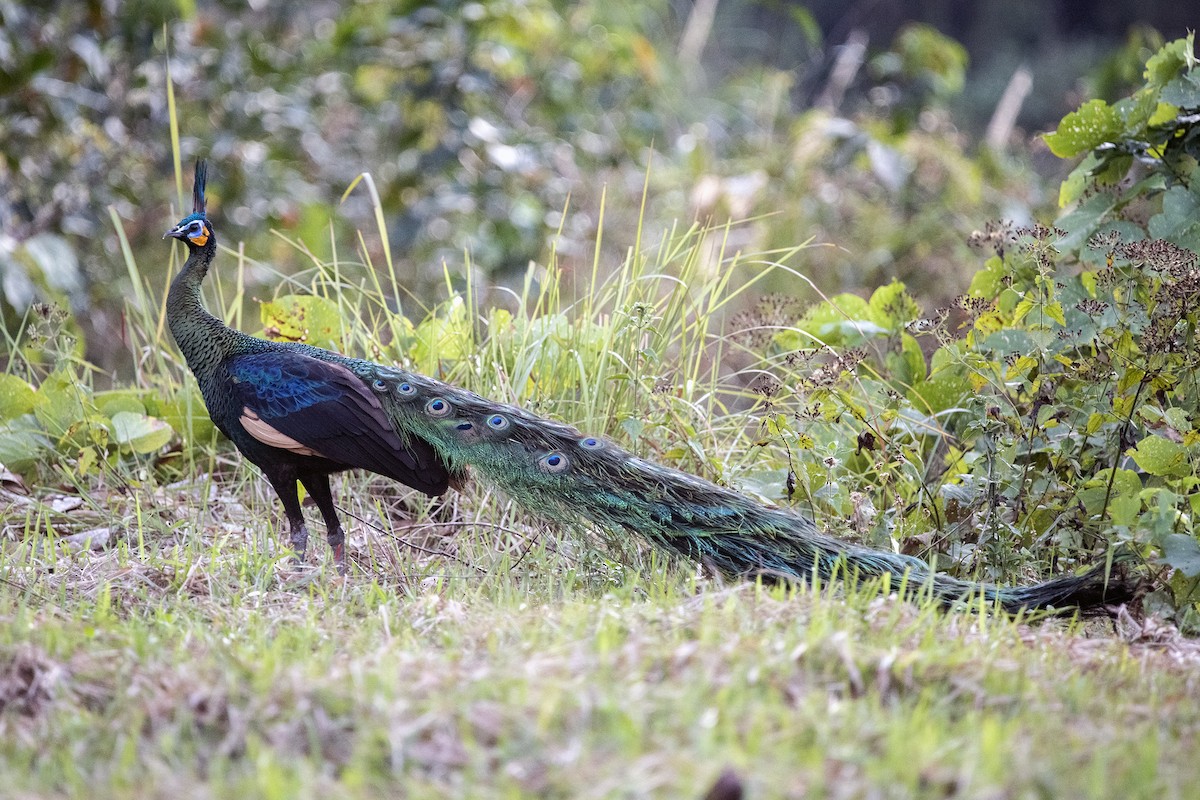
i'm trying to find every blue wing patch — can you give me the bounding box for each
[225,350,454,495]
[229,352,346,419]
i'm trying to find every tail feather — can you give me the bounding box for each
[992,558,1137,614]
[349,360,1138,615]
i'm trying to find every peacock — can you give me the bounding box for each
[164,161,1136,614]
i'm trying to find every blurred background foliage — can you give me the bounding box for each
[0,0,1191,377]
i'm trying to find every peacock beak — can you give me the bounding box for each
[164,225,186,240]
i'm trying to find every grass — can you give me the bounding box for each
[1,187,1196,798]
[1,505,1197,799]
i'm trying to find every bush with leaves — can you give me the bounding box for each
[739,35,1199,626]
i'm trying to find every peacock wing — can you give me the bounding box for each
[227,350,452,496]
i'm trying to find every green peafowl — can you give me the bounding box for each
[165,161,1136,614]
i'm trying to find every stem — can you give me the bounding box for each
[1098,372,1150,523]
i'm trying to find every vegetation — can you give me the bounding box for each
[3,1,1064,373]
[1,554,1196,798]
[1,5,1199,798]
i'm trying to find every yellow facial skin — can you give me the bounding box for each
[165,219,210,247]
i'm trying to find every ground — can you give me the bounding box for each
[1,473,1197,799]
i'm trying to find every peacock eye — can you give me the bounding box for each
[396,382,416,396]
[189,221,203,233]
[486,414,509,431]
[425,397,452,417]
[372,379,387,390]
[538,452,570,473]
[579,436,603,450]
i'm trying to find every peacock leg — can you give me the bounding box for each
[300,473,346,572]
[288,521,310,561]
[266,470,309,563]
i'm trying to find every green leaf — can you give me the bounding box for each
[620,416,644,442]
[1160,73,1200,108]
[34,369,89,438]
[967,256,1005,297]
[75,445,100,478]
[1143,35,1194,87]
[154,391,218,446]
[1161,533,1200,578]
[1011,297,1035,323]
[867,280,918,328]
[788,6,821,48]
[1166,407,1191,432]
[1043,99,1123,158]
[0,416,50,474]
[1044,301,1066,327]
[0,374,38,420]
[1057,156,1094,208]
[793,293,886,347]
[1055,189,1121,250]
[895,333,927,385]
[1129,435,1191,477]
[1147,181,1200,251]
[1078,468,1142,526]
[260,294,344,351]
[52,414,110,454]
[1115,89,1159,131]
[738,467,792,503]
[1005,354,1038,380]
[979,328,1035,357]
[21,233,84,297]
[110,411,173,455]
[1147,100,1183,127]
[908,370,970,414]
[411,297,473,367]
[95,390,147,418]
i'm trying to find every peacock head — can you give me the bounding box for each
[164,160,214,250]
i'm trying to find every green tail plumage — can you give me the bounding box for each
[166,160,1136,614]
[327,356,1135,615]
